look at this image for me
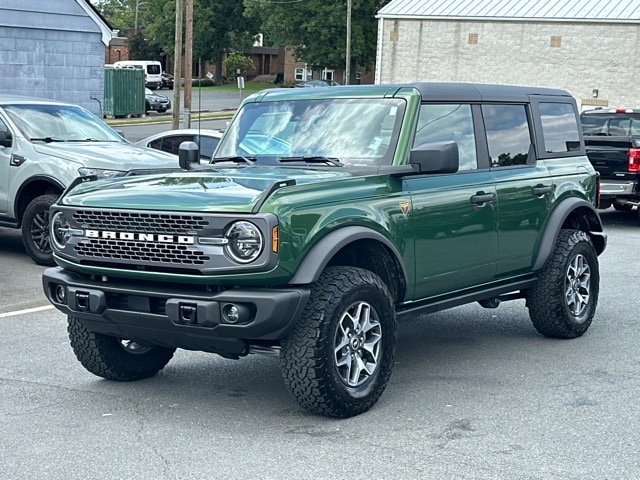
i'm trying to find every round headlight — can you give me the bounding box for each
[51,211,72,250]
[224,221,263,263]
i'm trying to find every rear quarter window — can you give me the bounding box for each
[539,102,580,153]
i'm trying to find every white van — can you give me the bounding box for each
[113,60,163,89]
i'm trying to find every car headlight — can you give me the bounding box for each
[51,211,72,250]
[78,167,126,179]
[224,221,263,263]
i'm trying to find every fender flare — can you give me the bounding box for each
[288,225,409,286]
[14,175,65,220]
[533,197,605,271]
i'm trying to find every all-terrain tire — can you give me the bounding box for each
[21,193,59,266]
[280,266,396,418]
[527,230,599,339]
[68,316,175,381]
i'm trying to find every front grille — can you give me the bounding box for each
[75,239,210,265]
[73,210,208,234]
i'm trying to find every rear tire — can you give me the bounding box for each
[68,316,175,381]
[527,230,599,339]
[281,266,396,418]
[21,193,59,266]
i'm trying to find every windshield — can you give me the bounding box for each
[3,103,124,142]
[215,98,406,167]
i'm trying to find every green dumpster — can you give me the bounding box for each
[104,67,145,117]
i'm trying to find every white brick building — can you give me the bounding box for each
[375,0,640,110]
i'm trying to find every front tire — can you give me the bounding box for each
[527,230,599,339]
[21,193,59,266]
[68,316,175,381]
[281,266,396,418]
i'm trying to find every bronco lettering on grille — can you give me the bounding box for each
[85,230,195,244]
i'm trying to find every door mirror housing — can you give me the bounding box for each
[178,141,200,170]
[0,130,12,148]
[409,141,459,174]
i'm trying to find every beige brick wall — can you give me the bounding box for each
[378,18,640,109]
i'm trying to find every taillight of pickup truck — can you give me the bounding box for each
[629,148,640,172]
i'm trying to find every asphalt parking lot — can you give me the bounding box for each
[1,208,639,479]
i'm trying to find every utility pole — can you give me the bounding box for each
[172,0,183,130]
[183,0,193,128]
[345,0,351,85]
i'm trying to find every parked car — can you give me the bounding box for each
[161,73,174,89]
[135,128,224,161]
[0,94,179,265]
[295,80,329,88]
[145,88,171,113]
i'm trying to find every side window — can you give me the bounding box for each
[414,104,477,170]
[159,135,194,155]
[482,104,531,167]
[539,102,580,153]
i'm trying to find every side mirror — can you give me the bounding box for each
[0,130,12,148]
[409,140,459,174]
[178,141,200,170]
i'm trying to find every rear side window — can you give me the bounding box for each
[482,104,531,167]
[539,102,580,153]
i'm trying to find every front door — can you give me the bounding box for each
[407,103,498,300]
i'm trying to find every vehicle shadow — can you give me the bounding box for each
[0,227,27,256]
[598,206,639,229]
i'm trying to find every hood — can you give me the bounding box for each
[61,166,353,212]
[33,141,178,171]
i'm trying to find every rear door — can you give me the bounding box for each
[480,103,553,276]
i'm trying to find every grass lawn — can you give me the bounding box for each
[189,81,279,93]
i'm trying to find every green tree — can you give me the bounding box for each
[223,53,255,77]
[96,0,257,83]
[245,0,390,82]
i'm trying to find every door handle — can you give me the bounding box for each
[532,185,552,196]
[471,193,495,205]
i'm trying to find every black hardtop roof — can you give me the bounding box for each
[402,82,572,102]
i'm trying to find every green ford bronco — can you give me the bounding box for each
[43,83,606,418]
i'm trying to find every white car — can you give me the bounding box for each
[135,128,224,161]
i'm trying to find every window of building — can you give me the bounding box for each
[550,35,562,48]
[414,104,477,171]
[482,104,531,167]
[538,103,580,153]
[468,33,478,44]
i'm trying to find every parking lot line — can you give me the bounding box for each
[0,305,54,318]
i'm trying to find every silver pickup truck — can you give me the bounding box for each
[0,95,178,265]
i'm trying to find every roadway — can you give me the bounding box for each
[0,209,639,479]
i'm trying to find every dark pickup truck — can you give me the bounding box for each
[580,108,640,219]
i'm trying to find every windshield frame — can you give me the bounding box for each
[214,97,407,167]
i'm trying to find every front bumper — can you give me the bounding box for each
[43,267,309,358]
[147,101,171,111]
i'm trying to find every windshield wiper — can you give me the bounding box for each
[278,156,344,167]
[30,137,66,143]
[212,156,256,165]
